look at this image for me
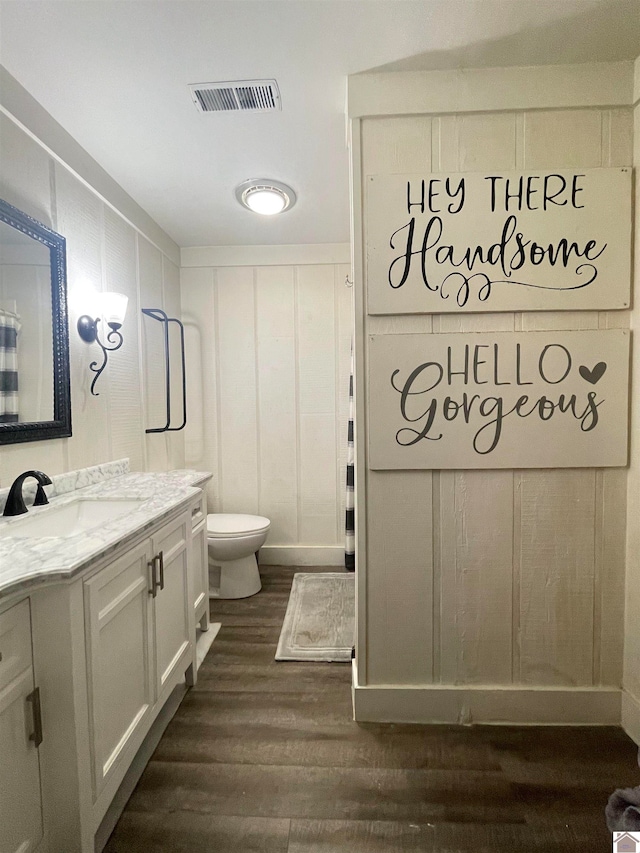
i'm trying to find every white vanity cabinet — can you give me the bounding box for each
[0,598,44,853]
[0,487,209,853]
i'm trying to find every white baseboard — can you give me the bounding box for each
[260,545,345,566]
[352,668,621,726]
[622,689,640,746]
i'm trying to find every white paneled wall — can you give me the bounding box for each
[103,208,144,471]
[354,98,632,723]
[0,110,183,486]
[181,260,352,563]
[256,266,297,541]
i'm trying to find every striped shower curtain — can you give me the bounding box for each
[0,311,20,423]
[345,341,355,571]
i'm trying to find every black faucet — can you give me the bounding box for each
[2,470,53,517]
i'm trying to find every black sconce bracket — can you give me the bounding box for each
[77,315,123,396]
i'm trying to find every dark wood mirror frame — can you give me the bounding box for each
[0,198,71,444]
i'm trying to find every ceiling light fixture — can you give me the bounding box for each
[235,179,296,216]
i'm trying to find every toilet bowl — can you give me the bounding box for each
[207,513,270,599]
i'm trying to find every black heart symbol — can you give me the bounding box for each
[579,362,607,384]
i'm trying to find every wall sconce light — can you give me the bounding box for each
[77,292,128,396]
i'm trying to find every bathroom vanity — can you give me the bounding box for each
[0,466,211,853]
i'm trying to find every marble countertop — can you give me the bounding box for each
[0,469,212,600]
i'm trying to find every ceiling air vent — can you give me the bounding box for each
[189,80,281,113]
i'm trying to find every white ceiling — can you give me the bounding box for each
[1,1,638,248]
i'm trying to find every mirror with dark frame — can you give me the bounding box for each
[0,198,71,444]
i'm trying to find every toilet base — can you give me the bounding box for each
[209,553,262,599]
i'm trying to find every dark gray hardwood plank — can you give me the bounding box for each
[154,718,503,772]
[194,660,352,693]
[170,687,354,726]
[104,812,290,852]
[125,762,521,824]
[432,820,612,852]
[288,819,435,852]
[498,754,640,791]
[482,724,639,768]
[197,639,283,666]
[209,625,284,643]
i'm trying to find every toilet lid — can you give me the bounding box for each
[206,513,270,537]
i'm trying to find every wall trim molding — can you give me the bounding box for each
[260,545,345,566]
[352,675,621,726]
[348,61,635,119]
[0,67,180,265]
[181,243,351,268]
[622,689,640,746]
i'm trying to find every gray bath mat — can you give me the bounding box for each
[275,572,355,662]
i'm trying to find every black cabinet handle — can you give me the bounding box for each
[148,557,158,597]
[158,550,165,590]
[26,686,43,747]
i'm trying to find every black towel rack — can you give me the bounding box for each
[142,308,187,433]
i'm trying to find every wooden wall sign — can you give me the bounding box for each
[368,330,629,470]
[366,168,632,314]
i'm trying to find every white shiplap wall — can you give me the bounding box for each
[354,102,632,722]
[0,110,184,485]
[181,259,352,563]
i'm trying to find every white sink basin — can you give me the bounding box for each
[1,499,145,538]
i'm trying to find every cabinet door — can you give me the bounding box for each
[0,599,44,853]
[152,513,191,702]
[84,540,154,798]
[191,519,208,623]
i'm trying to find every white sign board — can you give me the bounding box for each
[368,330,629,470]
[366,168,632,314]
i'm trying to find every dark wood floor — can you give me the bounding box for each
[105,564,639,852]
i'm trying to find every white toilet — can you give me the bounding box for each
[206,513,270,599]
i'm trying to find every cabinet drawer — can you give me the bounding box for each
[0,599,32,691]
[190,493,206,530]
